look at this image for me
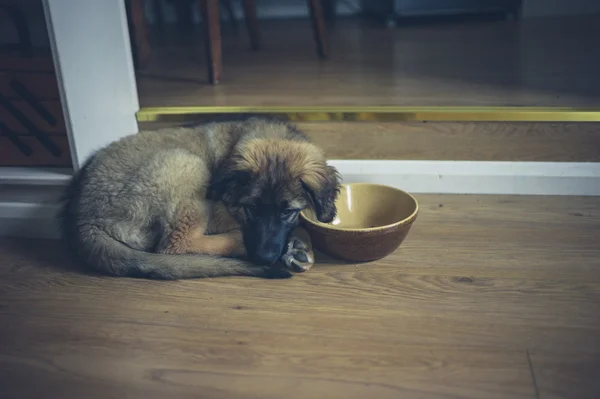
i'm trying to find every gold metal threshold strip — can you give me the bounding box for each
[136,106,600,123]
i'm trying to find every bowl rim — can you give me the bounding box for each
[300,183,419,233]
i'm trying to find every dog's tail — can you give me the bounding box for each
[66,228,292,280]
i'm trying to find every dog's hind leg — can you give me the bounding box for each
[153,199,245,258]
[158,224,246,258]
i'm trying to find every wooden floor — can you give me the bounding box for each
[1,194,599,398]
[136,15,600,108]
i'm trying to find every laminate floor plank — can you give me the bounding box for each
[1,194,599,398]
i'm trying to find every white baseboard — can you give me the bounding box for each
[0,167,72,185]
[332,160,600,196]
[1,160,599,239]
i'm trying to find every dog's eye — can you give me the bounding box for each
[281,209,299,219]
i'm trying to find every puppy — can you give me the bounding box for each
[59,117,341,279]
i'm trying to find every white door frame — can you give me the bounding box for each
[42,0,140,170]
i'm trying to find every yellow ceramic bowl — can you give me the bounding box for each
[300,183,418,262]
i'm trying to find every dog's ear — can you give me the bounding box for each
[207,167,252,201]
[301,163,341,223]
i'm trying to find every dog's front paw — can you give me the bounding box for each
[281,237,314,273]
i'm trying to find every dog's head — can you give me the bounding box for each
[208,138,341,265]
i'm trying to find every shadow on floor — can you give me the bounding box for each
[0,237,81,275]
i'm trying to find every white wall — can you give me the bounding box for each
[523,0,600,18]
[393,0,600,18]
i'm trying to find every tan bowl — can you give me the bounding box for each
[300,183,418,262]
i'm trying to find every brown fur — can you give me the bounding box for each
[58,117,340,279]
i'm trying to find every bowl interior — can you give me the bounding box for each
[302,183,418,230]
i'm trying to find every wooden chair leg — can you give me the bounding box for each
[242,0,260,51]
[307,0,329,59]
[199,0,222,84]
